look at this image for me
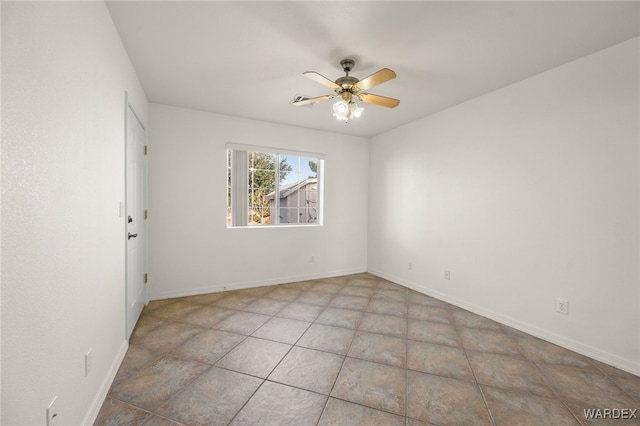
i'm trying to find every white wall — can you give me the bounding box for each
[368,38,640,374]
[147,104,369,299]
[1,2,148,424]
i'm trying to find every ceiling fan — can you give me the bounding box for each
[291,59,399,122]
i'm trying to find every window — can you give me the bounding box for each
[227,144,324,227]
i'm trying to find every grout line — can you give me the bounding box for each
[314,282,356,425]
[226,377,268,425]
[453,309,497,426]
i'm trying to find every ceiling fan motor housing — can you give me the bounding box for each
[335,76,359,90]
[340,59,355,73]
[340,91,353,103]
[336,59,359,95]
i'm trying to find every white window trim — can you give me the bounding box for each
[227,143,324,228]
[226,142,325,161]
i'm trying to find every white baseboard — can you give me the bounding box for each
[368,268,640,377]
[82,340,129,425]
[149,267,367,300]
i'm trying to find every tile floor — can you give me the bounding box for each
[95,273,640,425]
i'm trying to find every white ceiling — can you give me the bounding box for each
[106,1,640,138]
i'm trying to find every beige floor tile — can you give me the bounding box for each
[408,304,452,324]
[366,299,408,318]
[156,367,262,425]
[128,315,170,343]
[372,289,407,303]
[265,287,302,301]
[481,386,580,426]
[537,363,638,407]
[316,307,364,329]
[251,316,311,344]
[235,286,273,297]
[348,331,407,368]
[112,344,160,384]
[457,326,521,356]
[146,300,201,320]
[277,301,325,322]
[170,329,245,364]
[407,340,474,382]
[138,415,184,426]
[230,381,327,425]
[213,293,257,310]
[608,373,640,402]
[296,290,336,306]
[330,295,370,311]
[280,280,316,290]
[142,299,179,316]
[297,323,356,355]
[467,351,555,397]
[451,309,503,331]
[375,280,407,292]
[181,305,235,328]
[332,357,406,416]
[213,311,271,335]
[338,286,375,297]
[241,297,289,315]
[94,398,151,425]
[346,276,377,288]
[511,330,596,369]
[175,291,227,305]
[407,370,492,425]
[311,282,344,294]
[109,355,209,411]
[358,313,407,338]
[319,398,405,426]
[215,337,291,378]
[407,290,451,308]
[408,319,460,347]
[268,346,344,394]
[593,359,637,379]
[135,322,204,353]
[406,419,434,426]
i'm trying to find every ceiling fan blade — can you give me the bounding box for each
[303,71,342,91]
[290,94,335,106]
[358,93,400,109]
[354,68,396,92]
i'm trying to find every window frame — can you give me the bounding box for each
[226,143,324,228]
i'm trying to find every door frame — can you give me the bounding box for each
[124,91,148,339]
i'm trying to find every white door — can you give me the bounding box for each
[125,96,148,339]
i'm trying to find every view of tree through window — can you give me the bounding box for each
[248,152,291,224]
[227,147,322,226]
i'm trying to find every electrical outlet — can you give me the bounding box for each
[556,299,569,315]
[85,349,93,376]
[408,261,413,270]
[46,396,58,426]
[309,255,315,263]
[444,270,451,280]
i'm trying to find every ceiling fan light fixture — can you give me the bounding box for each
[350,101,363,118]
[333,99,364,122]
[333,100,350,121]
[333,100,349,115]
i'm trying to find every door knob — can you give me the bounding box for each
[128,232,138,240]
